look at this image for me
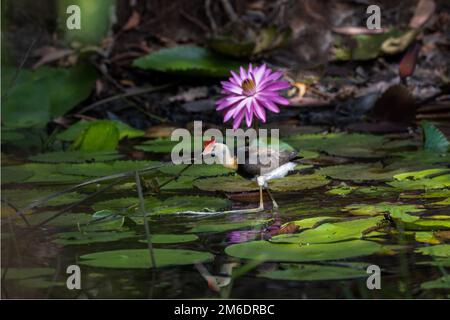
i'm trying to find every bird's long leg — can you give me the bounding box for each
[265,188,279,210]
[172,186,265,216]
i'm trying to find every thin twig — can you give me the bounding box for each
[2,37,38,100]
[135,172,157,269]
[0,199,30,227]
[157,163,194,189]
[205,0,218,33]
[220,0,239,22]
[77,83,175,116]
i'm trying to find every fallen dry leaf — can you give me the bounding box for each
[122,10,141,31]
[409,0,436,29]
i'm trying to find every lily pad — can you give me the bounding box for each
[154,195,231,214]
[259,263,368,281]
[29,151,123,163]
[415,232,441,245]
[159,164,234,177]
[283,216,342,230]
[270,216,384,244]
[343,202,423,223]
[388,169,450,190]
[56,160,160,177]
[139,234,198,244]
[415,244,450,258]
[319,163,403,182]
[189,219,270,233]
[421,276,450,290]
[80,248,214,268]
[404,219,450,231]
[270,173,330,192]
[225,240,382,262]
[54,230,137,245]
[194,175,258,193]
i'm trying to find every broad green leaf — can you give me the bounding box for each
[319,163,403,182]
[189,219,270,233]
[225,240,383,262]
[343,202,423,222]
[415,244,450,258]
[54,230,137,245]
[29,151,123,163]
[271,216,384,244]
[80,248,214,268]
[132,45,242,77]
[259,263,368,281]
[421,275,450,290]
[282,216,341,230]
[139,234,198,244]
[415,232,440,244]
[57,119,144,141]
[56,160,160,177]
[71,120,120,152]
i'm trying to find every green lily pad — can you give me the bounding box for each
[79,248,214,268]
[319,163,403,182]
[1,166,34,183]
[1,267,63,289]
[326,184,357,196]
[388,169,450,190]
[270,173,330,191]
[29,151,123,163]
[415,232,441,245]
[343,202,423,222]
[132,45,241,77]
[194,175,258,192]
[56,160,160,177]
[225,240,382,262]
[189,219,270,233]
[421,276,450,290]
[139,234,198,244]
[1,188,85,209]
[54,230,137,245]
[415,244,450,258]
[154,195,231,214]
[16,212,92,228]
[285,132,385,158]
[283,216,342,230]
[159,164,234,177]
[417,258,450,267]
[271,216,384,244]
[259,263,368,281]
[93,195,230,215]
[404,219,450,231]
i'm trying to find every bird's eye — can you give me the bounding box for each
[211,152,216,157]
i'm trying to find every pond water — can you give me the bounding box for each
[2,131,449,299]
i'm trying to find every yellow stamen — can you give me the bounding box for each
[242,78,256,95]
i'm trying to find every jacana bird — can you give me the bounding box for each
[201,137,301,213]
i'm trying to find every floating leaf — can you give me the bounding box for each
[56,160,160,177]
[319,163,403,182]
[154,196,231,214]
[259,263,368,281]
[343,202,423,222]
[269,173,330,192]
[415,231,440,244]
[29,151,123,163]
[404,219,450,231]
[326,184,357,196]
[421,275,450,290]
[132,45,241,77]
[283,216,342,230]
[16,212,92,228]
[159,164,234,177]
[189,219,270,233]
[270,216,384,244]
[388,168,450,190]
[54,230,137,245]
[139,234,198,244]
[1,166,34,183]
[1,188,84,209]
[225,240,382,262]
[415,244,450,258]
[194,175,258,192]
[80,248,214,268]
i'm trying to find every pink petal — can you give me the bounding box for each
[261,81,291,91]
[245,108,253,127]
[222,83,242,95]
[252,98,266,122]
[232,98,250,118]
[233,109,246,129]
[253,64,266,85]
[223,107,236,122]
[257,97,280,113]
[230,70,241,85]
[239,66,247,80]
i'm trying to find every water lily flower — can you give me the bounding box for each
[216,64,290,129]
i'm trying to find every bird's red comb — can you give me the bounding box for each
[203,137,216,149]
